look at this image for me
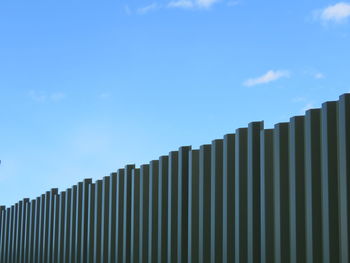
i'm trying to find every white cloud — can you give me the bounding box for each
[168,0,220,9]
[29,90,65,102]
[318,2,350,23]
[314,72,325,79]
[137,3,159,14]
[196,0,220,8]
[124,5,132,15]
[168,0,194,8]
[243,70,290,87]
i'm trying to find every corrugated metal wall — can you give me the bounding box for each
[0,93,349,263]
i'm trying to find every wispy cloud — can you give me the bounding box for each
[168,0,220,9]
[315,2,350,23]
[314,72,325,79]
[168,0,194,9]
[243,70,290,87]
[29,90,66,102]
[137,3,159,14]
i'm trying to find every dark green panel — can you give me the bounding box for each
[260,129,274,263]
[139,164,149,263]
[28,200,37,263]
[0,206,5,261]
[107,173,118,263]
[305,109,322,263]
[20,198,29,263]
[69,186,77,263]
[93,180,103,262]
[289,116,306,263]
[178,146,191,263]
[338,94,350,263]
[116,169,125,262]
[149,160,159,263]
[123,164,136,263]
[210,139,223,263]
[33,197,41,263]
[199,145,211,263]
[158,156,169,263]
[63,188,72,263]
[15,200,22,263]
[74,182,83,263]
[52,195,60,263]
[11,201,18,262]
[247,122,263,263]
[38,195,45,263]
[47,189,58,263]
[235,128,248,263]
[131,168,141,263]
[80,178,92,262]
[24,201,31,262]
[58,192,66,263]
[188,150,199,263]
[167,151,179,263]
[222,134,235,263]
[101,176,110,262]
[321,101,339,263]
[86,184,95,263]
[273,123,290,263]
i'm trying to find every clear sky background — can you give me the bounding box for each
[1,0,350,206]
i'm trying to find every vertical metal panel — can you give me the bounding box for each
[116,169,125,263]
[11,201,18,262]
[47,189,58,263]
[101,176,110,263]
[0,206,5,261]
[52,195,60,263]
[58,192,66,263]
[321,101,340,263]
[63,188,72,263]
[199,145,211,263]
[74,182,83,263]
[178,146,191,263]
[235,128,248,263]
[139,164,149,263]
[260,129,274,263]
[87,183,95,263]
[108,173,118,263]
[28,199,36,263]
[15,200,22,263]
[305,109,322,263]
[93,180,103,262]
[289,116,306,263]
[33,197,41,263]
[131,168,141,263]
[123,164,136,263]
[24,201,31,262]
[7,206,14,263]
[338,94,350,263]
[167,151,179,263]
[20,198,29,263]
[80,178,92,263]
[149,160,159,263]
[158,156,169,263]
[188,150,199,263]
[248,122,263,263]
[210,140,223,263]
[38,194,45,263]
[273,123,290,263]
[43,191,50,262]
[69,185,77,263]
[222,134,235,263]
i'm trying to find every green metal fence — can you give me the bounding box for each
[0,93,349,262]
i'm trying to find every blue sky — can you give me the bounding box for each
[1,0,350,206]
